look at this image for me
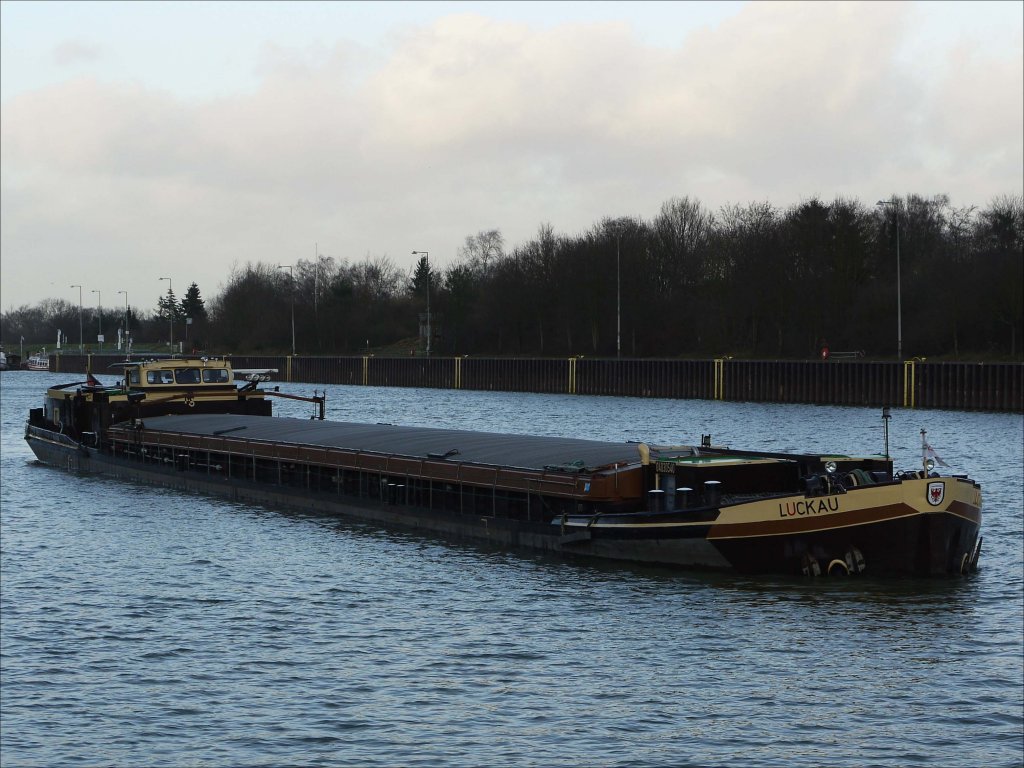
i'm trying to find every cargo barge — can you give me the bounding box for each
[25,357,983,576]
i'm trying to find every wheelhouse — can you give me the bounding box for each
[36,357,271,440]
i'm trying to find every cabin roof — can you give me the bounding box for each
[120,357,229,368]
[136,413,645,471]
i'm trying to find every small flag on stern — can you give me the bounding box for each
[921,438,950,468]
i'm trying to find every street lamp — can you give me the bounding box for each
[91,289,102,353]
[411,251,431,356]
[278,265,296,356]
[605,222,623,358]
[877,199,903,360]
[118,290,129,353]
[314,242,322,314]
[615,226,622,359]
[70,284,83,353]
[159,277,173,352]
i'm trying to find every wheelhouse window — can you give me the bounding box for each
[147,370,175,384]
[129,369,140,385]
[202,368,230,383]
[175,368,201,384]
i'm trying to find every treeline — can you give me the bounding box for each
[2,282,208,354]
[3,194,1022,360]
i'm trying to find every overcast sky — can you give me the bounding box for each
[1,0,1021,313]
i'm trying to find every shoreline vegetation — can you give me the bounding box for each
[3,193,1021,362]
[15,343,1024,364]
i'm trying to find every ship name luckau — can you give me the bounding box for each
[778,497,840,517]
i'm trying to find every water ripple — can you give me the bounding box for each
[2,371,1022,767]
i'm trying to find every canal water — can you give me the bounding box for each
[1,370,1021,768]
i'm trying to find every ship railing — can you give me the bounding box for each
[26,424,84,450]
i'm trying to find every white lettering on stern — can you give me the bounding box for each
[778,497,841,518]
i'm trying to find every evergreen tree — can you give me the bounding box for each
[157,287,180,321]
[180,282,207,321]
[408,256,433,299]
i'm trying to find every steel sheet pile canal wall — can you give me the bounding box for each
[722,360,904,406]
[49,354,1022,412]
[574,358,714,399]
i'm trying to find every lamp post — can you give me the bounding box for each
[605,222,623,358]
[314,242,321,315]
[91,289,102,353]
[70,284,83,352]
[876,199,902,360]
[159,277,173,352]
[278,265,296,356]
[615,226,622,359]
[118,290,129,352]
[411,251,430,356]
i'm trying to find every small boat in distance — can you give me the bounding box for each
[26,350,49,371]
[25,357,983,577]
